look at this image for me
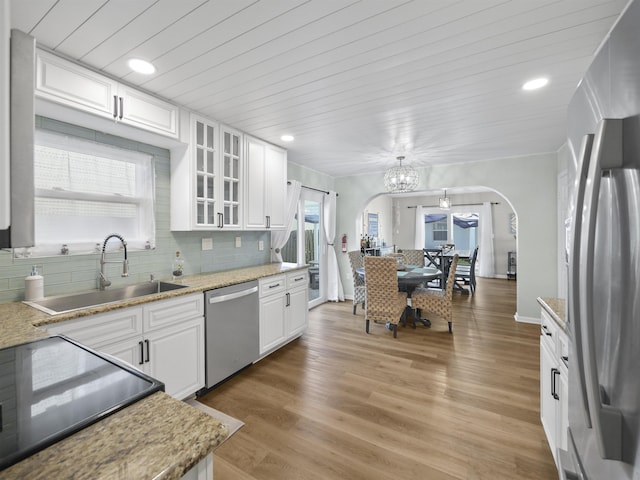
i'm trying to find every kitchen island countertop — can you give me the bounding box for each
[0,262,307,478]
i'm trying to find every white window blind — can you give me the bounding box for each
[30,130,155,256]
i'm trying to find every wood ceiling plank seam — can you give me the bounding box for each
[194,0,580,106]
[53,0,157,58]
[153,0,415,100]
[244,95,571,147]
[237,88,571,133]
[129,0,312,88]
[103,0,258,79]
[172,0,526,109]
[222,55,593,135]
[177,5,614,117]
[9,0,58,34]
[146,0,367,98]
[242,103,570,156]
[76,0,163,63]
[28,0,107,49]
[171,1,448,108]
[152,0,437,99]
[80,0,210,70]
[211,40,598,128]
[205,30,604,129]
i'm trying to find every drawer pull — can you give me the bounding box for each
[269,283,281,289]
[542,325,552,337]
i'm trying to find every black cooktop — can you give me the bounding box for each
[0,335,164,470]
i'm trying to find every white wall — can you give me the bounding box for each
[334,153,558,321]
[361,194,393,248]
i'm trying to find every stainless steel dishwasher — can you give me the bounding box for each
[202,280,259,391]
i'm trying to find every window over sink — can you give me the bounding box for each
[24,129,156,257]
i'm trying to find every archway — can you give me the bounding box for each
[351,186,518,294]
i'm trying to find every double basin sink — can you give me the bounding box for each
[24,281,188,315]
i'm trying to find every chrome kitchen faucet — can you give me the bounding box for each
[99,233,129,290]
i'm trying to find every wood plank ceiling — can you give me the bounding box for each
[11,0,628,177]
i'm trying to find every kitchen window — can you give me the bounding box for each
[28,129,155,257]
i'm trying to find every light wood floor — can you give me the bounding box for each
[199,278,557,480]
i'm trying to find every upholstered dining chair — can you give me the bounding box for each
[412,254,459,333]
[456,246,478,294]
[402,249,425,267]
[348,250,366,314]
[364,256,408,338]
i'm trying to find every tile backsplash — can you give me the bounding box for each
[0,117,271,304]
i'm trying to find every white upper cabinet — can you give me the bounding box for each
[171,115,245,230]
[244,135,287,230]
[219,125,244,229]
[35,49,178,139]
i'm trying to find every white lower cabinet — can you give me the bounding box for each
[539,308,568,466]
[258,270,309,356]
[47,293,205,400]
[181,453,213,480]
[259,274,287,354]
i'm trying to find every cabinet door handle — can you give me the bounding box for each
[286,292,290,307]
[266,215,270,228]
[144,339,150,363]
[138,341,144,365]
[542,325,552,337]
[113,95,119,119]
[118,96,124,120]
[217,212,224,228]
[551,368,560,400]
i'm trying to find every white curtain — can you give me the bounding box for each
[323,191,344,301]
[271,180,302,262]
[414,206,425,249]
[478,201,495,277]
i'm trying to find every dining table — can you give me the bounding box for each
[425,248,471,294]
[356,263,442,326]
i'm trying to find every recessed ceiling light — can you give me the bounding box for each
[281,134,294,142]
[128,58,156,75]
[522,77,549,91]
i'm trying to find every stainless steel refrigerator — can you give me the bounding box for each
[562,1,640,478]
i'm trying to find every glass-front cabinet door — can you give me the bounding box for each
[221,125,242,228]
[194,117,217,227]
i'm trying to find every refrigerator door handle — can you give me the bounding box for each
[559,429,587,480]
[569,132,595,428]
[580,118,624,461]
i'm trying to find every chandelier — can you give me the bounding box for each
[384,156,419,193]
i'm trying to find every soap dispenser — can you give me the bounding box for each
[25,266,44,301]
[172,251,184,280]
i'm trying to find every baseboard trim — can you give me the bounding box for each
[514,313,540,324]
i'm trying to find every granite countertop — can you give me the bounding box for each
[537,297,566,332]
[1,392,228,480]
[0,262,307,478]
[1,262,308,330]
